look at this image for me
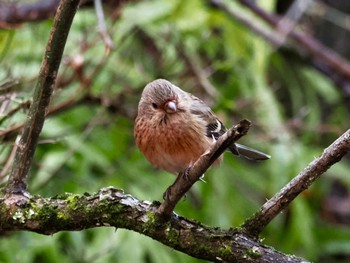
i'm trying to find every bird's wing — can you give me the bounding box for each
[186,93,270,160]
[188,94,226,140]
[188,93,240,155]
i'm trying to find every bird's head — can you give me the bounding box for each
[138,79,184,117]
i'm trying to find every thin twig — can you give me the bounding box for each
[0,136,19,179]
[242,129,350,237]
[3,0,80,195]
[309,1,350,30]
[0,98,31,126]
[94,0,114,53]
[0,0,60,28]
[237,0,350,83]
[0,80,19,95]
[210,0,282,46]
[179,45,218,99]
[275,0,314,47]
[0,87,135,143]
[157,119,252,219]
[211,0,350,91]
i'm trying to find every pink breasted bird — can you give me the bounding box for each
[134,79,270,174]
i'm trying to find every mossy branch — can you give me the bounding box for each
[0,187,307,263]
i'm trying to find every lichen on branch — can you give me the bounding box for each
[0,187,308,263]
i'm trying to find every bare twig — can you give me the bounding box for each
[0,0,59,28]
[237,0,350,84]
[0,89,134,143]
[276,0,314,47]
[179,45,218,99]
[0,123,24,143]
[211,0,350,91]
[0,80,19,95]
[210,0,282,46]
[157,119,252,219]
[309,1,350,30]
[242,129,350,237]
[3,0,80,195]
[0,93,16,118]
[94,0,114,53]
[0,136,19,179]
[0,98,31,126]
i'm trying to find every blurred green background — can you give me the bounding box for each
[1,0,350,262]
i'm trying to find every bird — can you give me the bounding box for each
[134,79,270,175]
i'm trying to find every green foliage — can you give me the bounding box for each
[0,0,349,262]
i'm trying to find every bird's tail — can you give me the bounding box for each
[229,143,271,161]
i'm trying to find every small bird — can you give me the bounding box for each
[134,79,270,174]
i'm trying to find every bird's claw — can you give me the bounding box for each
[163,187,171,200]
[182,165,192,181]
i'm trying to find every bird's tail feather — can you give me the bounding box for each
[229,143,271,161]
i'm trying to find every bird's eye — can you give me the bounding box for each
[152,103,158,109]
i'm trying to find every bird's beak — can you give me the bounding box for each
[164,100,177,113]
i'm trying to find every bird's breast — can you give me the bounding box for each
[135,113,217,173]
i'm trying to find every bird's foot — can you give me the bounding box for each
[182,165,192,181]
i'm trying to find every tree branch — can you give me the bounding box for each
[0,0,130,29]
[157,120,252,219]
[0,0,59,28]
[211,0,350,93]
[0,187,308,263]
[1,129,348,261]
[242,129,350,237]
[3,0,80,195]
[94,0,114,52]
